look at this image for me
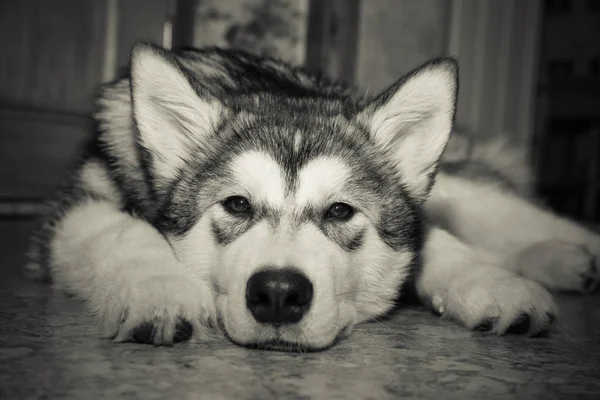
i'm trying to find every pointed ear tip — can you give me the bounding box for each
[419,58,459,96]
[426,58,458,79]
[130,41,166,65]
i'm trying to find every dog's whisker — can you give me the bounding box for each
[334,290,362,298]
[370,317,393,331]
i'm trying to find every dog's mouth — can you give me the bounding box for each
[223,331,347,353]
[217,315,350,352]
[227,337,341,353]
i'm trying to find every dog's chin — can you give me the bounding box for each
[232,338,342,353]
[218,314,354,352]
[222,325,351,353]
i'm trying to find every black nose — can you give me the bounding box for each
[246,268,313,325]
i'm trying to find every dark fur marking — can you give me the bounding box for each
[210,212,262,247]
[345,229,366,251]
[210,201,282,246]
[211,220,229,246]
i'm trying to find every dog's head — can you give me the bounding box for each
[129,43,458,351]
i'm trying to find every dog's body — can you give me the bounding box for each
[26,43,600,350]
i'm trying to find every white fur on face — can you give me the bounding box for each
[295,157,351,208]
[173,152,416,349]
[229,151,286,207]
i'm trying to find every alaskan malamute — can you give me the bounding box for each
[26,42,599,351]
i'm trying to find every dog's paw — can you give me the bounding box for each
[97,275,215,345]
[512,240,599,294]
[432,270,557,336]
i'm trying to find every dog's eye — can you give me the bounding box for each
[325,202,355,221]
[223,196,252,215]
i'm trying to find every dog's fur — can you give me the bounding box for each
[26,42,600,351]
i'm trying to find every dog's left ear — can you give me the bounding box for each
[357,58,458,201]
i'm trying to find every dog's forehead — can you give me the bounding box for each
[295,157,351,205]
[229,151,286,205]
[229,150,351,207]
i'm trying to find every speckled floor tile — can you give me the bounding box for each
[1,222,599,399]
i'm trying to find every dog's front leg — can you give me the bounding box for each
[415,227,556,335]
[427,173,600,293]
[49,199,215,345]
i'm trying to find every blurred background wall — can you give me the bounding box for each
[0,0,598,223]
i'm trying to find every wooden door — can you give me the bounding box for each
[0,0,170,216]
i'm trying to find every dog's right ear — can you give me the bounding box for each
[130,42,223,191]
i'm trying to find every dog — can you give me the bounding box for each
[25,41,600,351]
